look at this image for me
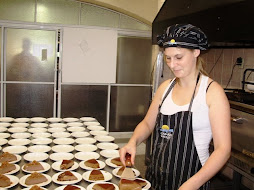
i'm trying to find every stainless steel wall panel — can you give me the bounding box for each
[61,85,108,126]
[6,83,54,117]
[109,86,151,132]
[117,37,152,84]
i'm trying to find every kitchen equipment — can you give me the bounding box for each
[153,0,254,48]
[215,101,254,189]
[224,68,254,107]
[225,89,254,107]
[247,81,254,91]
[242,68,254,91]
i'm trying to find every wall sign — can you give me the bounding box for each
[62,27,117,83]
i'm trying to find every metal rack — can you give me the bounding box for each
[242,68,254,91]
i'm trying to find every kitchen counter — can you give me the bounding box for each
[230,103,254,157]
[229,100,254,115]
[0,119,150,190]
[219,100,254,189]
[9,151,120,190]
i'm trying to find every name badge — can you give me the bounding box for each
[160,125,173,139]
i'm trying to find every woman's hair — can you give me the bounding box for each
[197,56,209,76]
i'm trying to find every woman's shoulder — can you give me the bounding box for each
[206,77,223,92]
[161,78,173,86]
[206,77,228,106]
[158,79,172,91]
[154,79,172,100]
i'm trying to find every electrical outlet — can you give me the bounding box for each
[239,62,244,69]
[236,57,244,69]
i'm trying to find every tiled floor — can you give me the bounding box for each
[113,134,251,190]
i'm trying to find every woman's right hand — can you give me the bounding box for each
[119,141,137,166]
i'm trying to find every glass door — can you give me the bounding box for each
[3,27,57,117]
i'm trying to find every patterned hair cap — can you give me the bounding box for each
[157,24,208,50]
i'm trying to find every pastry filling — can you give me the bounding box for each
[111,157,123,167]
[89,170,104,181]
[84,159,100,169]
[119,179,147,190]
[63,184,81,190]
[60,160,74,170]
[0,161,16,174]
[0,152,17,163]
[57,171,78,181]
[25,172,47,185]
[116,166,135,176]
[93,183,115,190]
[23,160,44,171]
[29,185,44,190]
[0,174,12,187]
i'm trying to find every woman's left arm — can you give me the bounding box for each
[179,81,231,190]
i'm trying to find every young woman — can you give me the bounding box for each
[119,24,231,190]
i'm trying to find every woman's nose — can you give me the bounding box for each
[167,60,175,68]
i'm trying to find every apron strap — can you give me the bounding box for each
[159,73,201,112]
[188,72,200,111]
[159,79,177,109]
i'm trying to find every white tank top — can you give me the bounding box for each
[160,75,212,166]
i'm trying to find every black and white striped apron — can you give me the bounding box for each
[146,73,209,190]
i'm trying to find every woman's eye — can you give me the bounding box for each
[176,56,182,59]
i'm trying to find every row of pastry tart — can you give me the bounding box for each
[0,117,98,123]
[0,151,150,189]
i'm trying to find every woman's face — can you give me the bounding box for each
[164,47,200,78]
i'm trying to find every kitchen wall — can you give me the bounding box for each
[97,0,253,91]
[202,48,254,89]
[94,0,253,91]
[155,46,254,90]
[79,0,165,24]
